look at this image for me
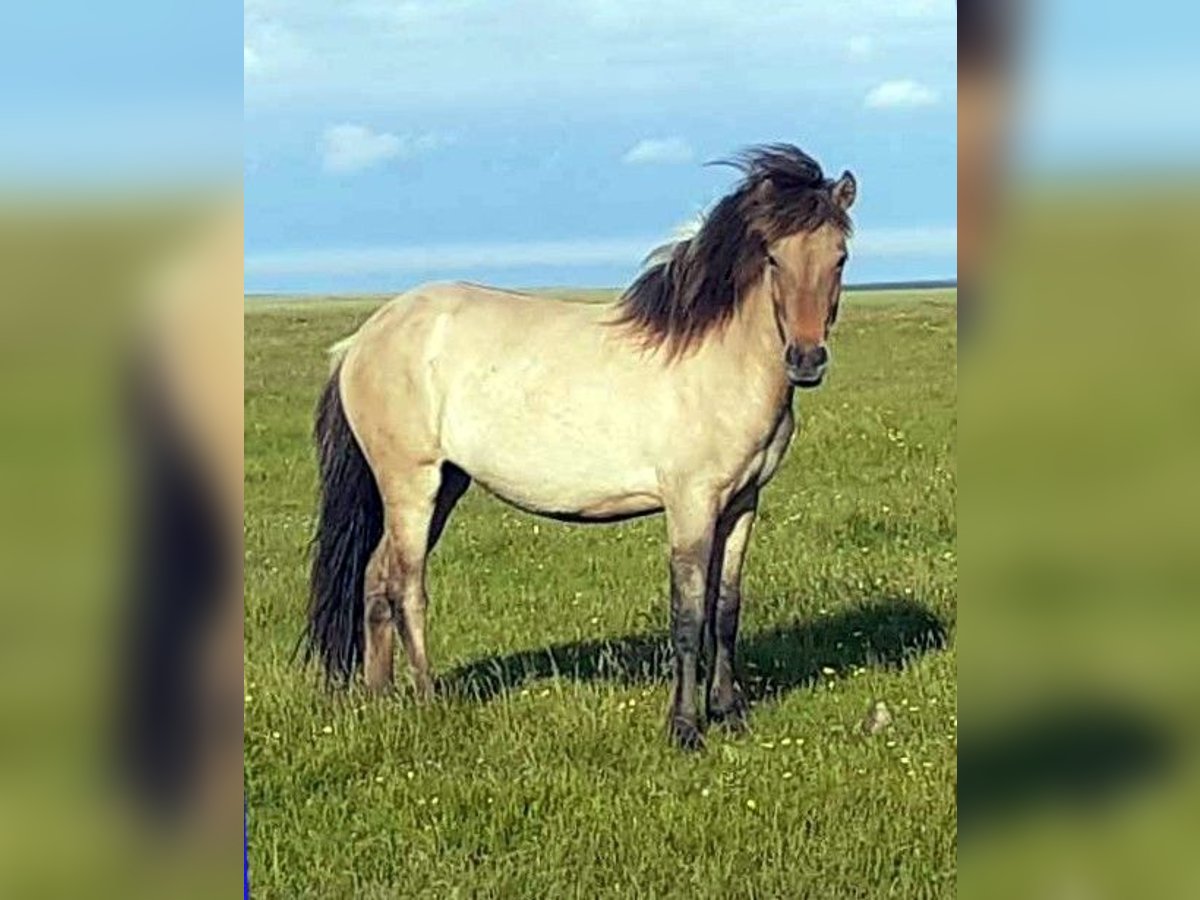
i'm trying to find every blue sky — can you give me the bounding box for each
[245,0,957,293]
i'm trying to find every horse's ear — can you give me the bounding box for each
[832,170,857,210]
[751,176,776,204]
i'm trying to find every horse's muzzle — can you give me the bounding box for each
[785,344,829,388]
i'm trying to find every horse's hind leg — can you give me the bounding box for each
[380,462,471,699]
[362,537,394,692]
[428,463,471,554]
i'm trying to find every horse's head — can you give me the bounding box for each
[765,170,856,388]
[615,145,858,372]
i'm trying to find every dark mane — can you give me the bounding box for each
[614,143,852,356]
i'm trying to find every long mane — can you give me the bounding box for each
[614,143,852,357]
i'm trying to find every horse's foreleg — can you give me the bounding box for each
[707,494,758,731]
[665,505,716,751]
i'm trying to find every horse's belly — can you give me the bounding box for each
[487,477,662,521]
[469,458,662,520]
[444,425,662,520]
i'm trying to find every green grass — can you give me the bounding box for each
[245,289,957,898]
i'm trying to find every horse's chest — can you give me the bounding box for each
[749,407,796,488]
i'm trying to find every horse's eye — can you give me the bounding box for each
[766,253,779,268]
[836,253,848,269]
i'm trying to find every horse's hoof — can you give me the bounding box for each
[708,694,749,733]
[412,678,435,703]
[669,716,706,752]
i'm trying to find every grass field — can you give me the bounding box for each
[245,289,957,898]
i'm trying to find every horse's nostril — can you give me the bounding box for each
[786,345,826,370]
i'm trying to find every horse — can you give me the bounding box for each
[305,144,856,749]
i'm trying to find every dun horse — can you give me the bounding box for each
[306,144,856,749]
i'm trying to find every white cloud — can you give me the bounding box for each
[320,125,452,174]
[243,15,308,80]
[846,36,874,61]
[322,124,401,173]
[399,131,455,155]
[622,137,694,165]
[864,79,939,109]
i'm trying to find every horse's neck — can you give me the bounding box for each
[667,282,793,450]
[717,281,792,410]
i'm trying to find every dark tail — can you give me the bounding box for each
[305,365,383,684]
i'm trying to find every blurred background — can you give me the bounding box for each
[0,2,241,898]
[960,0,1200,896]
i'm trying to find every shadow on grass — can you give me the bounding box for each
[440,596,948,705]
